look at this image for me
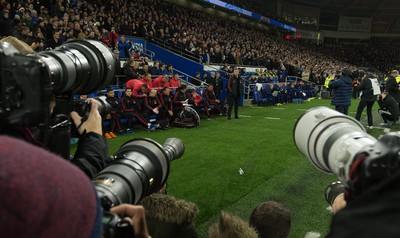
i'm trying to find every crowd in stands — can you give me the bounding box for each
[1,0,397,82]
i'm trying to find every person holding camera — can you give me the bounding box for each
[377,91,399,126]
[328,68,353,115]
[0,134,151,238]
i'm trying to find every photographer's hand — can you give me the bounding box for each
[110,204,151,238]
[332,194,347,214]
[70,99,102,135]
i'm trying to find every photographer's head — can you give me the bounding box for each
[0,135,102,238]
[249,201,291,238]
[0,135,152,238]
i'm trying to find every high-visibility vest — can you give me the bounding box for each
[324,75,334,88]
[396,76,400,83]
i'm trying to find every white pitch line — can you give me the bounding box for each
[238,115,252,118]
[296,109,308,111]
[272,108,285,110]
[265,117,281,120]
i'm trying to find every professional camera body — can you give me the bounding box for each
[0,39,116,127]
[294,107,400,200]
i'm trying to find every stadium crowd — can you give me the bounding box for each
[2,0,400,237]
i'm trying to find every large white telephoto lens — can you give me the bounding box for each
[293,107,376,181]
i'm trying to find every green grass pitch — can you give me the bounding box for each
[73,98,395,237]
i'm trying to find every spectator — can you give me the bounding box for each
[149,61,161,75]
[328,68,353,115]
[205,71,217,87]
[0,10,14,37]
[124,59,140,80]
[192,71,202,86]
[249,201,291,238]
[166,64,174,76]
[46,29,62,49]
[117,35,132,59]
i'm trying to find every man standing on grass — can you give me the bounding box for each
[355,72,380,129]
[328,68,353,115]
[227,67,242,120]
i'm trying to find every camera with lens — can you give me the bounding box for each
[0,39,116,159]
[325,181,345,206]
[294,106,400,201]
[0,39,116,127]
[95,137,185,238]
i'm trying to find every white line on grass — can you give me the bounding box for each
[239,115,252,118]
[273,108,285,110]
[296,109,308,111]
[265,117,281,120]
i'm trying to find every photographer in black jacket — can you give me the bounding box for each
[377,92,400,126]
[355,72,380,129]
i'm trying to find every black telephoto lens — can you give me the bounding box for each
[325,181,345,206]
[94,138,184,210]
[39,40,116,94]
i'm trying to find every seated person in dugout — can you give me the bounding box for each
[104,88,134,138]
[121,87,151,130]
[158,87,174,125]
[188,88,213,120]
[205,84,226,115]
[145,89,163,131]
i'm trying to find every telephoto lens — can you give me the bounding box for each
[39,40,116,94]
[94,138,184,209]
[293,107,376,182]
[325,181,346,206]
[80,96,111,122]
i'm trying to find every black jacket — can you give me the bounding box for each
[378,94,400,119]
[227,74,242,97]
[385,76,400,103]
[358,75,377,102]
[328,170,400,238]
[71,132,108,179]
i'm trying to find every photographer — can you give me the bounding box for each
[377,92,399,126]
[294,107,400,237]
[354,72,380,129]
[0,135,151,238]
[70,98,109,178]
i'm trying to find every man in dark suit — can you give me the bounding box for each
[227,67,242,120]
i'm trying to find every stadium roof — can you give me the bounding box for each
[290,0,400,17]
